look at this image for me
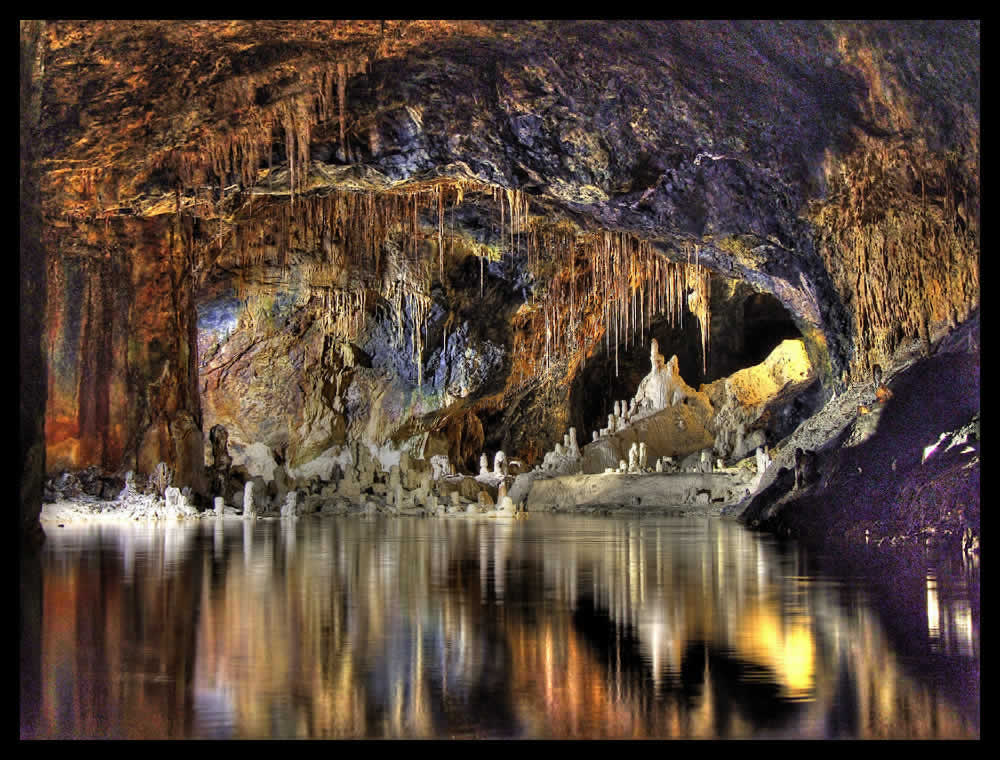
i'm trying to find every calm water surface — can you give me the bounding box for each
[24,514,979,739]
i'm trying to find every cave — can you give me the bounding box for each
[21,17,980,533]
[20,18,980,741]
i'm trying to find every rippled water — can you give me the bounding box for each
[21,514,979,739]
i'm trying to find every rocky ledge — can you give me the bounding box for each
[733,311,979,558]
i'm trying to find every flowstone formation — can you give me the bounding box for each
[633,339,681,416]
[24,21,978,547]
[509,335,815,512]
[582,338,715,475]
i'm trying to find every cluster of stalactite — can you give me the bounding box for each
[48,55,373,222]
[382,239,435,388]
[218,180,487,381]
[509,228,712,388]
[166,137,719,398]
[811,139,980,377]
[169,57,373,203]
[40,19,496,226]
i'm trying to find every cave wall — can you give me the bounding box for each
[44,216,205,493]
[197,239,519,477]
[29,20,980,486]
[808,22,980,377]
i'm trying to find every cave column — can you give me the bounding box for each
[130,217,206,496]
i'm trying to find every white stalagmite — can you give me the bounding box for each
[628,443,639,473]
[243,481,257,519]
[494,450,507,477]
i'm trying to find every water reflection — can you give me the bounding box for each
[30,515,979,739]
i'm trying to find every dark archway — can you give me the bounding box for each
[568,277,803,442]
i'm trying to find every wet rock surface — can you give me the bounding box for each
[735,312,980,555]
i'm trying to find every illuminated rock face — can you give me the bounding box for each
[702,338,818,461]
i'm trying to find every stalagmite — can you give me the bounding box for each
[700,449,712,473]
[755,446,771,475]
[281,491,300,518]
[243,481,257,519]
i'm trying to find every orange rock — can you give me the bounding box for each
[875,384,894,403]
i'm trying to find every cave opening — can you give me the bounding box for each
[568,276,803,445]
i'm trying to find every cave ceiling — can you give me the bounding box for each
[31,19,980,470]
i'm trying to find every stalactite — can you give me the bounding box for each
[337,61,348,163]
[437,184,445,281]
[812,139,979,374]
[176,136,723,394]
[506,222,714,386]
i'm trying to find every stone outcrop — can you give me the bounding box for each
[581,339,715,473]
[524,471,750,513]
[702,339,818,462]
[582,394,715,475]
[733,312,979,554]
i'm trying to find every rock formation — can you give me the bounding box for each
[581,343,716,473]
[632,339,677,414]
[493,451,507,478]
[21,20,978,552]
